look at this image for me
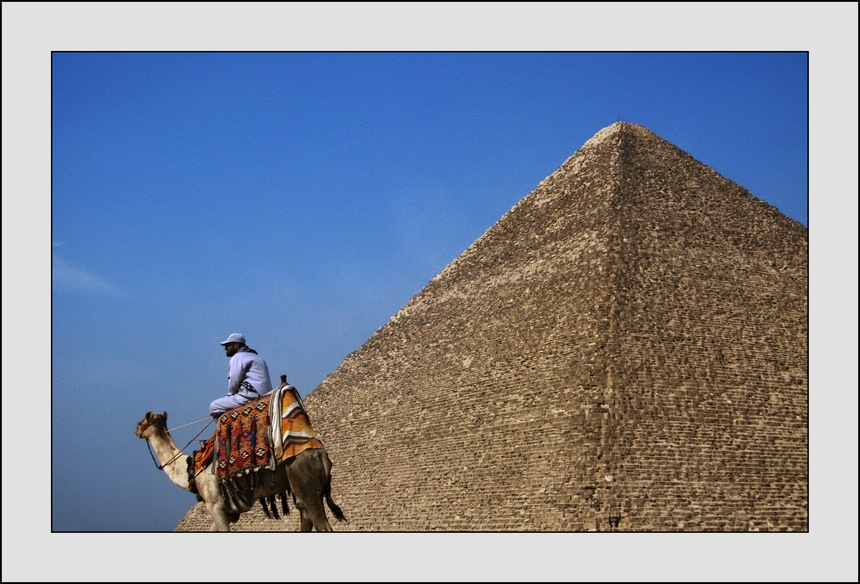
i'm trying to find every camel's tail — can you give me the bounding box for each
[325,480,347,523]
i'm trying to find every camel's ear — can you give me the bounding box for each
[162,411,167,420]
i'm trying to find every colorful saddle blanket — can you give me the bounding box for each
[195,383,325,482]
[215,395,274,480]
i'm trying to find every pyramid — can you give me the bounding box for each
[177,122,808,532]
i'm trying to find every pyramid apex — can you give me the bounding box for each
[581,121,652,149]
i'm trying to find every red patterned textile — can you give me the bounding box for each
[215,395,273,481]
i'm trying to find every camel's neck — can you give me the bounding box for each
[147,428,192,491]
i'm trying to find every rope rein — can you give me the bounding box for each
[146,416,215,470]
[167,417,212,432]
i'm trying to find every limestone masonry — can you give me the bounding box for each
[177,122,808,532]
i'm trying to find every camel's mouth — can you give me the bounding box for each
[135,421,148,438]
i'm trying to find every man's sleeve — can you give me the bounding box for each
[226,356,243,395]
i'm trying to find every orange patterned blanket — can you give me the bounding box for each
[269,383,325,463]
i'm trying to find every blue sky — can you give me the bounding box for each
[5,3,859,583]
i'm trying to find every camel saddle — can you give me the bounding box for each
[192,382,325,483]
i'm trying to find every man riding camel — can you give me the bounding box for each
[209,333,274,418]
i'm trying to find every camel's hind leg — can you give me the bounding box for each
[286,450,333,532]
[293,500,331,532]
[298,512,314,532]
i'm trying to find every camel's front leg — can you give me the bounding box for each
[207,503,232,532]
[196,470,231,531]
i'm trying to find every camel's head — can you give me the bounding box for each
[135,411,168,439]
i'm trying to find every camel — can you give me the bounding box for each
[135,410,346,532]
